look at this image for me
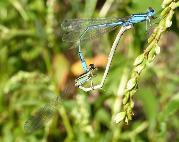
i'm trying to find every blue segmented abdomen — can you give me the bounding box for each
[128,15,147,24]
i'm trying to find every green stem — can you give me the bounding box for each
[59,106,74,140]
[121,0,179,123]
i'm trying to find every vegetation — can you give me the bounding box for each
[0,0,179,142]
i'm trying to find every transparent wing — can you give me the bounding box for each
[61,18,122,42]
[24,82,74,134]
[62,25,119,42]
[24,96,60,134]
[61,18,118,31]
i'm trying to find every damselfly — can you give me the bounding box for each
[61,7,155,90]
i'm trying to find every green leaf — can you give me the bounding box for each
[84,0,97,17]
[113,112,126,123]
[138,87,158,128]
[159,93,179,122]
[95,108,110,127]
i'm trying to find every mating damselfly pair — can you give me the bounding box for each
[61,7,156,92]
[24,7,157,134]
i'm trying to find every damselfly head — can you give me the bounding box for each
[147,7,155,17]
[89,64,95,70]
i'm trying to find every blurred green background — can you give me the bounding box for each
[0,0,179,142]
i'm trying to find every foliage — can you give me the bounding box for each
[0,0,179,142]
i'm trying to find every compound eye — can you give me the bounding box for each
[89,64,95,69]
[148,7,155,13]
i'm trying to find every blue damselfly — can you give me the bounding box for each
[61,7,156,90]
